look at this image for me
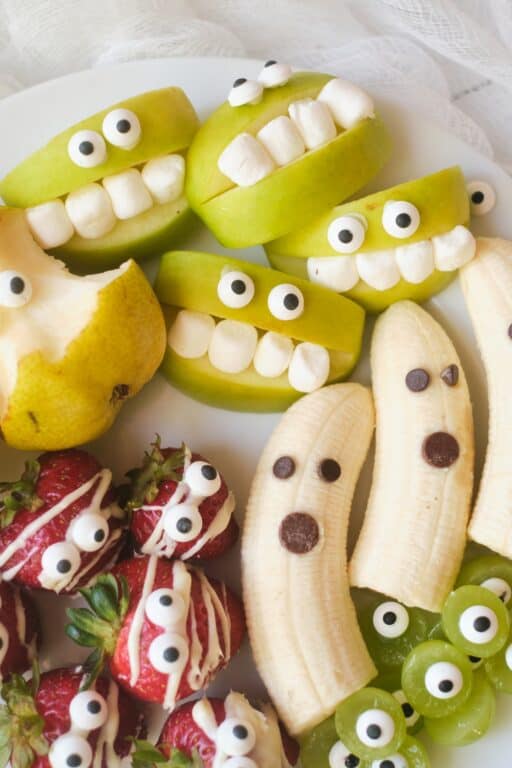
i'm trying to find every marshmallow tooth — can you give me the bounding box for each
[142,154,185,204]
[168,310,215,359]
[103,168,153,220]
[288,98,336,150]
[356,250,400,291]
[218,133,275,187]
[256,116,306,167]
[395,240,435,285]
[317,78,375,129]
[288,342,330,393]
[208,319,258,374]
[26,199,74,248]
[65,183,116,239]
[433,226,476,272]
[253,332,294,378]
[307,255,359,292]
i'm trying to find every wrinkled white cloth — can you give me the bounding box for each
[0,0,510,169]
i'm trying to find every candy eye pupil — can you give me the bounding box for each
[395,212,411,228]
[116,119,131,133]
[401,702,413,718]
[474,616,491,632]
[469,655,481,663]
[66,756,82,767]
[233,78,247,87]
[381,761,394,768]
[284,293,299,310]
[366,724,382,740]
[201,464,217,480]
[78,140,94,156]
[338,229,353,243]
[383,611,397,625]
[94,529,106,542]
[176,517,193,534]
[233,725,249,740]
[87,701,101,714]
[438,679,453,693]
[345,757,359,768]
[163,646,179,662]
[10,276,25,295]
[231,279,246,295]
[265,60,277,67]
[57,559,71,574]
[471,190,484,204]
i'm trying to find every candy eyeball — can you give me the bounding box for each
[218,270,255,309]
[70,513,109,553]
[148,632,189,674]
[327,215,367,254]
[217,718,257,756]
[335,688,405,760]
[372,602,410,639]
[102,108,141,149]
[466,180,496,216]
[424,661,463,699]
[371,755,407,768]
[328,740,360,768]
[228,78,263,107]
[268,284,304,320]
[392,690,420,729]
[459,604,498,645]
[442,585,510,658]
[184,461,222,498]
[0,271,32,308]
[223,759,258,768]
[355,709,395,750]
[163,502,202,543]
[41,541,80,583]
[257,60,292,88]
[481,576,512,604]
[68,129,107,168]
[49,733,93,768]
[145,588,186,628]
[382,201,420,239]
[69,690,108,731]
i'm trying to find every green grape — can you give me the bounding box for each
[484,625,512,693]
[457,554,512,605]
[391,690,423,736]
[368,736,430,768]
[424,670,495,746]
[358,594,440,673]
[300,716,368,768]
[401,640,473,718]
[335,687,406,761]
[442,585,510,658]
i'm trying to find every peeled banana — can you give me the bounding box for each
[461,238,512,557]
[350,300,474,613]
[242,383,376,736]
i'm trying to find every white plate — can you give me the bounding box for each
[0,57,512,767]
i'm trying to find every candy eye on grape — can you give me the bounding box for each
[300,716,364,768]
[335,687,406,761]
[424,671,495,747]
[401,640,473,719]
[442,585,510,658]
[456,554,512,605]
[370,736,430,768]
[484,624,512,694]
[392,689,423,735]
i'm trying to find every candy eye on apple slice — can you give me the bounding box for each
[268,283,304,320]
[0,270,32,308]
[68,129,107,168]
[69,690,108,731]
[327,215,367,254]
[228,78,263,107]
[466,180,496,216]
[382,201,420,239]
[335,687,406,761]
[442,585,510,658]
[102,108,142,149]
[184,461,221,497]
[217,718,257,756]
[257,60,292,88]
[218,270,255,308]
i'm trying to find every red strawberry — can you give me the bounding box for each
[126,441,239,561]
[0,450,127,594]
[66,555,245,710]
[132,694,299,768]
[0,666,146,768]
[0,581,40,683]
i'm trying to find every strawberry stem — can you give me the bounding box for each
[131,740,202,768]
[0,662,48,768]
[0,461,43,529]
[124,437,188,511]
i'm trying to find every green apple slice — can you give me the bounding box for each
[266,166,472,312]
[185,72,391,248]
[155,250,365,412]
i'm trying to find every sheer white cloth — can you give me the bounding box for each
[0,0,510,169]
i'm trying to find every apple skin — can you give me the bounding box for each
[266,166,469,313]
[155,250,366,412]
[0,88,200,206]
[185,72,392,248]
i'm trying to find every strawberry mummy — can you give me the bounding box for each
[0,667,146,768]
[0,581,40,683]
[133,693,299,768]
[0,450,126,594]
[126,442,238,561]
[66,555,245,710]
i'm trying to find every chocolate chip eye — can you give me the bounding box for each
[268,284,304,320]
[228,78,263,107]
[440,364,459,387]
[319,458,341,482]
[0,270,32,308]
[327,215,367,254]
[382,201,420,239]
[102,108,141,149]
[405,368,430,392]
[68,129,107,167]
[218,270,255,309]
[466,180,496,216]
[273,456,295,479]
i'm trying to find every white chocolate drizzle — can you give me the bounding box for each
[92,678,121,768]
[0,595,9,679]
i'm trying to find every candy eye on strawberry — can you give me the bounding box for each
[40,541,81,588]
[69,690,108,731]
[217,718,257,756]
[184,461,222,497]
[70,513,109,552]
[223,758,258,768]
[145,588,186,628]
[49,733,93,768]
[163,502,203,542]
[148,632,190,674]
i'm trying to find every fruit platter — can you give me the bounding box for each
[1,55,512,768]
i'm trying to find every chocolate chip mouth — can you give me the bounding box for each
[279,512,319,554]
[422,431,460,468]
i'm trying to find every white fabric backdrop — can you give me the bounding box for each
[0,0,510,170]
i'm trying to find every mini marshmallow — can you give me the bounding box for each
[26,199,74,248]
[288,98,336,150]
[65,183,116,239]
[307,255,359,292]
[257,116,305,166]
[208,319,258,374]
[288,342,330,393]
[356,249,400,290]
[218,133,275,187]
[103,168,153,220]
[432,226,476,271]
[253,332,294,378]
[258,61,292,88]
[142,154,185,204]
[317,78,375,129]
[395,240,435,284]
[168,310,215,359]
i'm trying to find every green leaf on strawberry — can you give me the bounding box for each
[124,437,188,510]
[131,740,204,768]
[0,664,49,768]
[0,461,43,528]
